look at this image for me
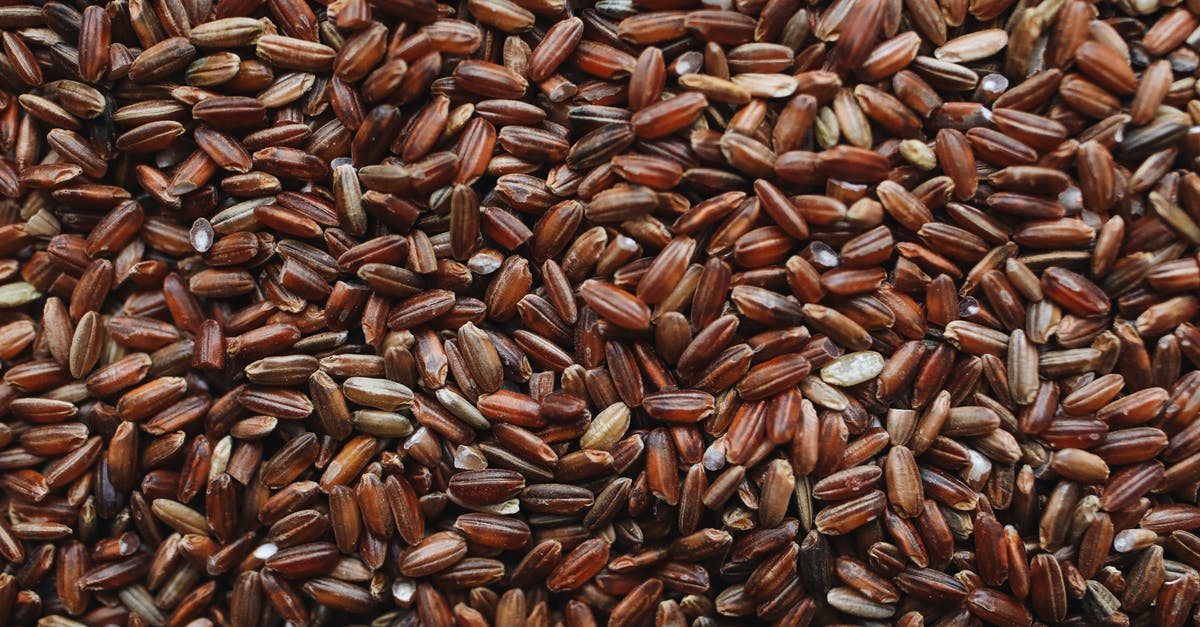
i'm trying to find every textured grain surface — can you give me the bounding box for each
[0,0,1196,625]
